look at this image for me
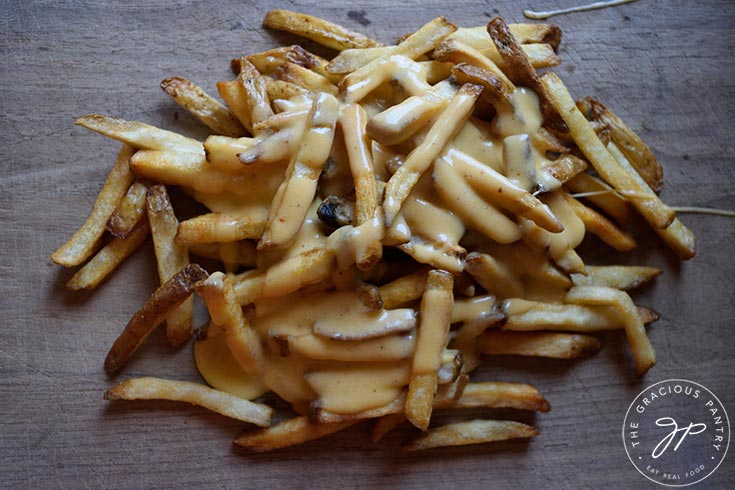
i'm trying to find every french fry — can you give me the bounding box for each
[243,45,320,75]
[264,77,312,101]
[433,156,522,244]
[571,265,661,290]
[274,63,338,96]
[175,211,268,245]
[402,419,538,451]
[482,43,560,69]
[444,149,563,232]
[52,144,136,267]
[448,24,562,51]
[216,79,253,134]
[259,93,339,250]
[479,331,601,358]
[540,72,675,229]
[383,84,481,226]
[433,39,514,93]
[146,185,193,346]
[566,171,631,226]
[378,268,429,309]
[283,333,415,362]
[107,179,149,239]
[405,270,454,430]
[234,416,358,452]
[188,241,258,268]
[450,63,512,108]
[66,220,150,291]
[543,154,588,185]
[202,135,257,174]
[442,382,550,412]
[237,58,274,131]
[105,377,272,426]
[566,286,655,374]
[76,114,204,154]
[196,272,264,373]
[160,77,245,137]
[263,10,382,51]
[563,193,637,252]
[465,251,525,298]
[578,96,663,192]
[104,264,208,374]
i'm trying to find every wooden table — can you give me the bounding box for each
[2,1,733,488]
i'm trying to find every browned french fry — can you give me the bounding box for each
[443,382,550,412]
[450,63,512,107]
[405,270,454,430]
[175,211,268,245]
[566,171,631,226]
[274,63,338,96]
[160,77,246,137]
[486,17,567,133]
[146,185,193,347]
[75,114,204,154]
[188,241,258,268]
[260,248,335,301]
[105,377,272,426]
[578,97,663,192]
[434,39,514,93]
[196,272,264,373]
[66,220,150,291]
[478,331,601,358]
[216,79,253,134]
[402,419,538,451]
[107,179,148,239]
[539,72,675,229]
[566,286,655,374]
[236,59,274,131]
[543,154,588,185]
[482,43,560,69]
[448,24,562,51]
[234,416,358,452]
[465,251,524,298]
[52,144,136,267]
[259,93,339,250]
[263,10,382,51]
[571,265,661,290]
[104,264,208,374]
[563,193,637,252]
[202,135,257,174]
[383,84,481,226]
[371,413,408,442]
[264,77,312,101]
[378,269,429,309]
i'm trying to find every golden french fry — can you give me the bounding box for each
[563,193,637,252]
[378,269,429,309]
[202,135,257,174]
[571,265,661,290]
[234,416,358,452]
[160,77,245,137]
[52,144,136,267]
[406,270,454,430]
[479,331,601,358]
[188,241,258,268]
[263,9,381,51]
[543,154,588,185]
[146,185,193,347]
[196,272,264,373]
[465,251,524,298]
[216,79,253,134]
[66,220,150,291]
[274,63,338,96]
[104,264,208,374]
[175,211,268,245]
[482,42,560,69]
[107,179,149,239]
[566,171,631,226]
[540,72,675,229]
[443,382,550,412]
[433,39,514,93]
[566,286,655,374]
[236,58,274,131]
[450,63,512,108]
[448,24,562,51]
[402,419,538,451]
[105,377,272,426]
[76,114,204,154]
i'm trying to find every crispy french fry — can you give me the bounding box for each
[237,58,274,131]
[234,416,358,452]
[405,270,454,430]
[566,171,631,226]
[543,154,588,185]
[264,77,312,101]
[482,42,560,69]
[434,39,514,93]
[479,331,601,358]
[443,382,550,412]
[274,62,338,96]
[52,144,136,267]
[371,413,408,442]
[104,264,208,374]
[243,45,320,75]
[66,220,150,291]
[566,286,655,374]
[76,114,204,154]
[175,211,268,245]
[188,241,258,268]
[263,10,381,51]
[383,84,481,226]
[571,265,661,290]
[260,93,339,250]
[540,72,675,229]
[378,269,429,309]
[402,419,538,451]
[146,185,193,346]
[202,135,257,174]
[448,24,562,51]
[465,251,524,298]
[578,97,663,192]
[563,193,637,252]
[160,77,245,137]
[216,79,253,134]
[450,63,512,108]
[105,377,272,426]
[107,179,149,239]
[196,272,264,373]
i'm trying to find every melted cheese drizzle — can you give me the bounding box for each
[524,0,638,20]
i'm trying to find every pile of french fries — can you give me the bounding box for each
[52,10,695,452]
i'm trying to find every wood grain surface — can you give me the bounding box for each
[1,1,734,489]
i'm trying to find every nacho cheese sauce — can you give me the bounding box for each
[195,78,579,413]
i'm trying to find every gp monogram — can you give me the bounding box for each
[623,379,730,486]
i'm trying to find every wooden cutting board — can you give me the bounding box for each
[1,1,733,488]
